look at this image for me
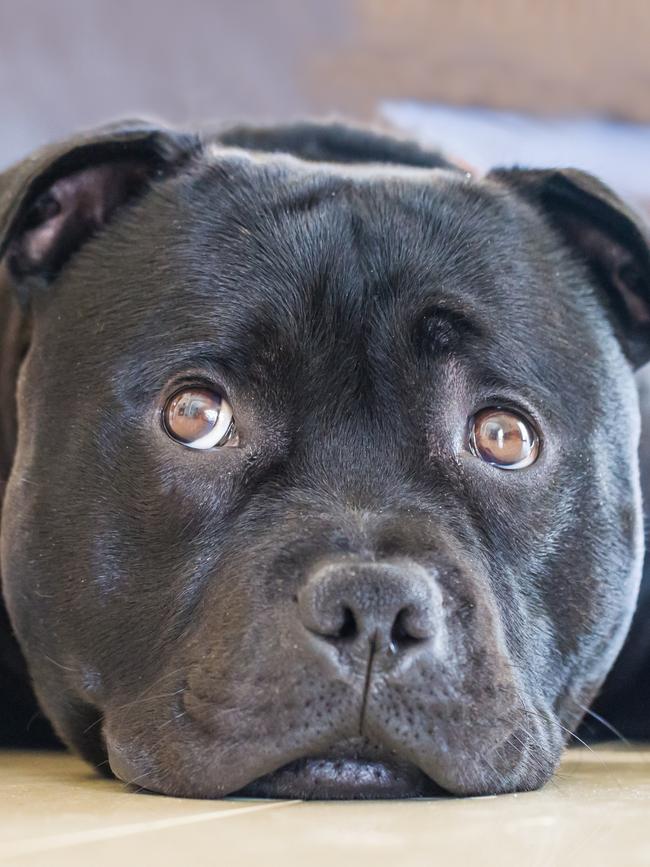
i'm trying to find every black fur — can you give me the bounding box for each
[0,120,648,798]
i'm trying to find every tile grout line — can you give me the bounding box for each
[1,800,301,859]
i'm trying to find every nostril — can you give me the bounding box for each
[390,607,428,652]
[312,605,359,643]
[299,591,360,643]
[337,606,357,640]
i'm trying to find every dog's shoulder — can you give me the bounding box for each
[213,120,459,171]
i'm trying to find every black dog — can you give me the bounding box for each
[0,120,648,799]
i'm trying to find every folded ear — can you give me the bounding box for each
[0,120,198,304]
[488,167,650,369]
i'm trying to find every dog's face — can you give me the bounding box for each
[1,123,649,799]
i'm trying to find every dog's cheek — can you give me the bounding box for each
[1,485,103,760]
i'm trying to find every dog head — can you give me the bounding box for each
[1,120,648,798]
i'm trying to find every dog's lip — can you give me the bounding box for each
[234,754,447,800]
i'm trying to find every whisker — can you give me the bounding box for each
[158,710,186,731]
[83,714,105,735]
[479,753,509,791]
[44,654,80,673]
[555,722,594,752]
[576,704,631,747]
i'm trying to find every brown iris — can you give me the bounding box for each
[163,388,236,449]
[469,408,539,469]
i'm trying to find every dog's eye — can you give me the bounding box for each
[163,388,237,449]
[468,408,539,469]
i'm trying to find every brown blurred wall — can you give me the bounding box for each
[316,0,650,121]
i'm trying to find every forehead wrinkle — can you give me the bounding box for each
[172,171,520,367]
[188,151,493,264]
[164,157,579,399]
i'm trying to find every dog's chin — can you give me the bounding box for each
[235,756,445,800]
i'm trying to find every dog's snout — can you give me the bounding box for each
[297,560,440,657]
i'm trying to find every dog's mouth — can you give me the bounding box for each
[235,753,446,800]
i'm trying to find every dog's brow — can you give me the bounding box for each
[419,305,484,340]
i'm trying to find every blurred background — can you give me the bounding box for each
[2,0,650,212]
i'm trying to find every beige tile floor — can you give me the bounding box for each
[1,746,649,867]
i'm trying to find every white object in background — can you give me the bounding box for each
[382,101,650,207]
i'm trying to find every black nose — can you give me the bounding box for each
[297,560,439,658]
